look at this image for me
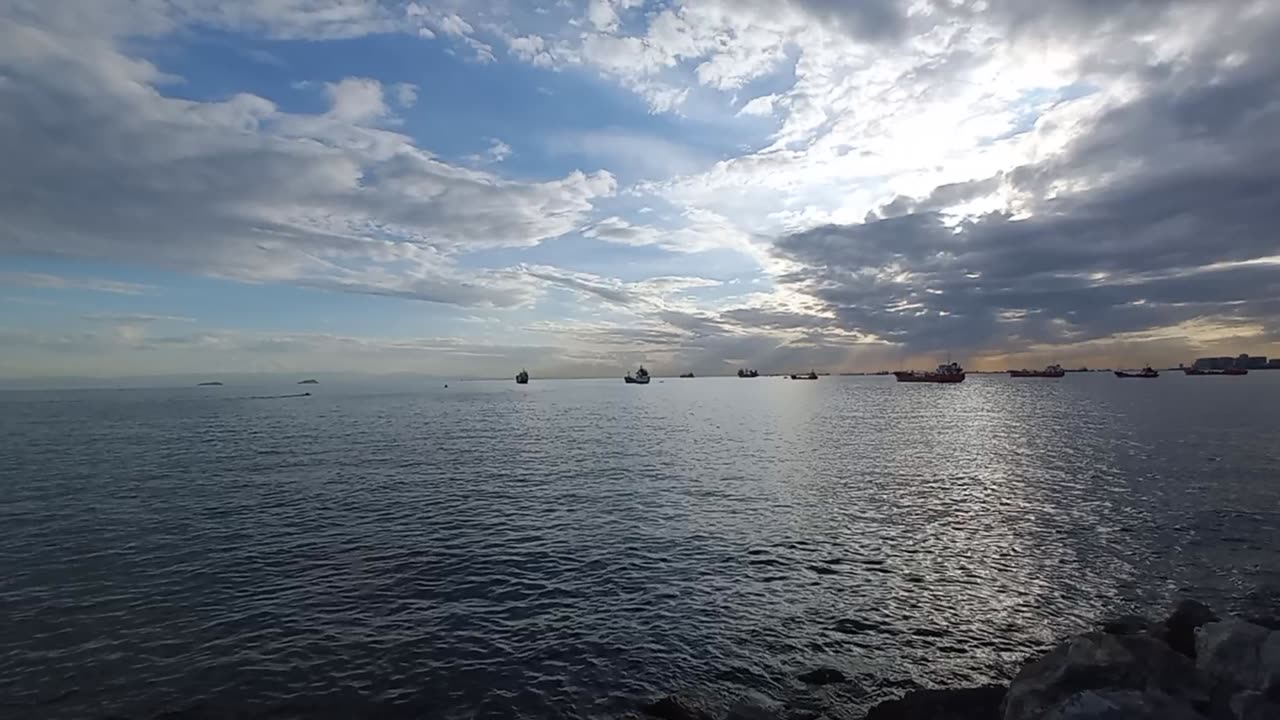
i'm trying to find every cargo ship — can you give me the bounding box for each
[1010,364,1065,378]
[1114,367,1159,378]
[625,366,651,384]
[1183,367,1247,376]
[895,362,966,383]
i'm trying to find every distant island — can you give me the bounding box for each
[297,379,319,385]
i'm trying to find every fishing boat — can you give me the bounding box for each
[894,362,966,383]
[1010,364,1065,378]
[1183,367,1247,376]
[679,372,695,378]
[515,369,529,384]
[624,366,651,384]
[1114,367,1159,378]
[789,370,819,380]
[737,368,759,378]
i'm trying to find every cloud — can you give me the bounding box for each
[0,272,151,295]
[768,14,1280,355]
[325,77,389,123]
[84,313,193,323]
[468,137,512,165]
[0,7,614,309]
[392,82,418,108]
[580,207,760,256]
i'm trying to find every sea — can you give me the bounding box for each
[2,373,1278,719]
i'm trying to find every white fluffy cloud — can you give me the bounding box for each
[0,3,615,308]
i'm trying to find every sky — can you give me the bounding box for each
[2,0,1279,381]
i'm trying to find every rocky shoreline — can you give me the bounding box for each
[641,599,1280,720]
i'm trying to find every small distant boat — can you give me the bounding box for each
[789,370,819,380]
[679,372,695,378]
[1010,364,1065,378]
[1115,367,1159,378]
[737,368,759,378]
[1183,367,1247,376]
[516,369,529,384]
[197,381,223,386]
[625,366,651,384]
[895,362,966,383]
[297,378,319,385]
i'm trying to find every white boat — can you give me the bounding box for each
[624,366,651,384]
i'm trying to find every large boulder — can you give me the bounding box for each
[863,685,1005,720]
[1196,620,1279,692]
[1036,689,1204,719]
[1164,599,1220,658]
[1228,691,1280,720]
[640,695,715,720]
[1002,632,1210,720]
[1100,614,1154,636]
[1195,620,1280,719]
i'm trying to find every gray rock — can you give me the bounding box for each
[1223,686,1280,717]
[863,684,1005,720]
[1002,632,1210,720]
[725,691,785,720]
[1037,689,1204,719]
[1238,586,1280,631]
[640,695,714,720]
[1101,614,1153,636]
[1196,620,1280,695]
[1165,599,1220,658]
[1229,690,1280,720]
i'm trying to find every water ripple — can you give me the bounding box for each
[1,375,1279,718]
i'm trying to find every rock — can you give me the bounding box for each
[863,685,1005,720]
[1037,689,1204,719]
[1229,690,1280,720]
[725,691,786,720]
[1164,599,1220,658]
[798,668,848,686]
[1002,632,1210,720]
[726,700,783,720]
[1196,620,1280,695]
[1239,586,1280,631]
[1101,614,1153,636]
[640,695,714,720]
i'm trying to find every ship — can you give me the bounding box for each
[894,362,966,383]
[1010,364,1065,378]
[737,368,759,378]
[624,366,651,384]
[516,369,529,384]
[1183,367,1247,376]
[1114,367,1159,378]
[679,372,695,378]
[789,370,819,380]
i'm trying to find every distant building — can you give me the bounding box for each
[1195,354,1269,369]
[1237,354,1268,369]
[1193,356,1235,370]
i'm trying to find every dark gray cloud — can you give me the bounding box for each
[771,8,1280,355]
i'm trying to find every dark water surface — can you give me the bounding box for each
[2,374,1279,718]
